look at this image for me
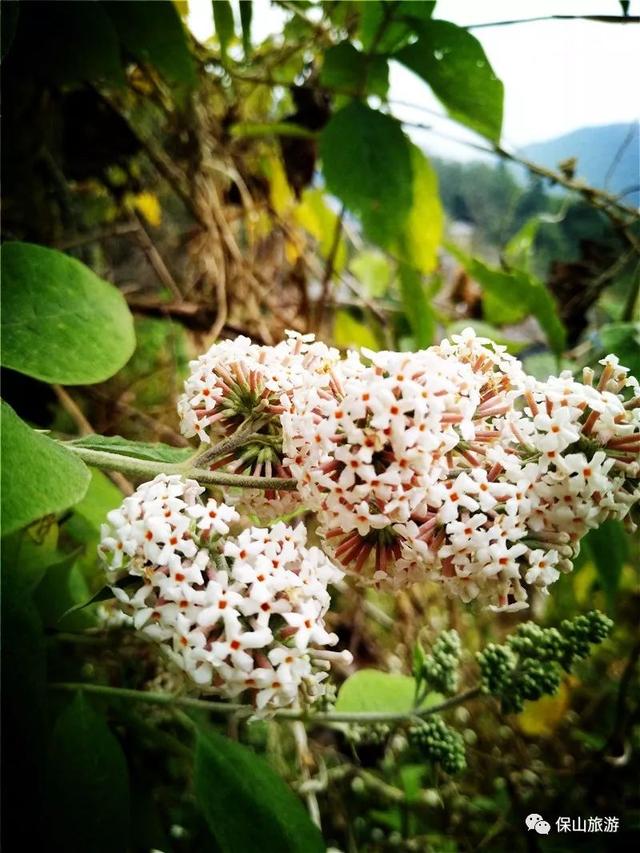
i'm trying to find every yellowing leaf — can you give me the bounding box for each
[128,191,162,227]
[517,681,570,737]
[392,145,443,274]
[173,0,189,20]
[294,188,346,272]
[285,235,302,265]
[333,310,379,350]
[573,562,597,604]
[350,249,393,298]
[266,156,295,217]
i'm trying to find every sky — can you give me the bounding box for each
[189,0,640,159]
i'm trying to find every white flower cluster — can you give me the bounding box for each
[177,330,341,518]
[283,329,639,611]
[99,474,351,710]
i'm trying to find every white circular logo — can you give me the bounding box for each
[526,814,551,834]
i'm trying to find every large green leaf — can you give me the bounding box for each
[45,693,130,853]
[320,42,389,98]
[1,402,90,537]
[396,20,504,142]
[335,669,441,714]
[319,101,413,244]
[447,244,566,355]
[398,264,436,349]
[1,242,135,384]
[103,0,196,100]
[392,144,443,274]
[68,434,194,464]
[194,730,325,853]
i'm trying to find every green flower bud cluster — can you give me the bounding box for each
[347,722,392,746]
[414,629,461,695]
[408,716,466,775]
[476,610,612,713]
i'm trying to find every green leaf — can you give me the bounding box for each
[231,121,316,139]
[334,310,381,351]
[320,101,413,244]
[34,550,91,630]
[335,669,442,714]
[503,217,542,272]
[1,523,61,592]
[447,244,566,355]
[398,264,436,348]
[358,1,436,53]
[598,322,640,378]
[213,0,236,59]
[239,0,253,58]
[194,729,325,853]
[68,434,194,464]
[58,575,143,624]
[396,20,504,142]
[583,520,628,611]
[392,145,443,274]
[71,468,124,533]
[103,0,196,100]
[45,693,130,853]
[320,42,388,98]
[1,242,136,384]
[1,402,90,537]
[350,249,393,298]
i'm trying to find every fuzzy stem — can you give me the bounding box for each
[62,444,297,491]
[193,416,268,468]
[49,681,482,723]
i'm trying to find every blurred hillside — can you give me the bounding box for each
[522,122,639,205]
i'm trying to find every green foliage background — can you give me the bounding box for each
[1,2,639,852]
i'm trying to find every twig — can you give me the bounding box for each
[49,681,482,724]
[603,636,640,757]
[604,122,638,189]
[131,213,183,300]
[55,222,140,250]
[62,443,298,491]
[291,718,322,828]
[84,388,189,447]
[467,14,640,28]
[622,261,640,321]
[315,205,346,332]
[53,386,134,496]
[53,386,94,436]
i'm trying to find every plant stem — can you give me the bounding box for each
[62,444,297,491]
[49,681,482,724]
[193,416,267,468]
